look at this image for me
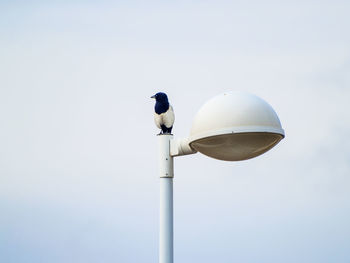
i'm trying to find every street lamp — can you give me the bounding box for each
[157,91,285,263]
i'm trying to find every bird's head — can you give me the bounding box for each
[151,92,169,103]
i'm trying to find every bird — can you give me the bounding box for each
[151,92,175,134]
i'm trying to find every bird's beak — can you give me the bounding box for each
[151,95,155,99]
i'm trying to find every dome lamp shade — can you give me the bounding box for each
[188,91,285,161]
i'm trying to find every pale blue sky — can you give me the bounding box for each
[1,1,349,262]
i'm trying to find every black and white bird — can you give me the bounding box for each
[151,92,175,134]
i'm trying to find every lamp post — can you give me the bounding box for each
[157,91,285,263]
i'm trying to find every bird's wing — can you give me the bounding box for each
[163,105,175,128]
[154,112,162,129]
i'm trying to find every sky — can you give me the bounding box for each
[0,0,350,262]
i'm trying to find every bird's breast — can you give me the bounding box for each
[154,105,175,128]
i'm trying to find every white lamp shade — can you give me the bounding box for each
[189,91,285,161]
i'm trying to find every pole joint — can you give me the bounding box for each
[158,134,174,178]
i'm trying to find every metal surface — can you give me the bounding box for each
[189,91,285,161]
[158,134,174,263]
[170,137,197,157]
[159,177,173,263]
[158,134,174,178]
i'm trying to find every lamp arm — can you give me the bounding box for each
[170,137,197,157]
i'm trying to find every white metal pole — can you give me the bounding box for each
[158,134,174,263]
